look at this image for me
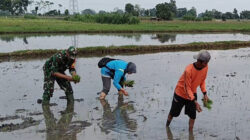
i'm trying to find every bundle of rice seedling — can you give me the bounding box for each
[122,80,135,87]
[203,99,213,110]
[72,75,81,83]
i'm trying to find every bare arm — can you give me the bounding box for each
[52,72,73,81]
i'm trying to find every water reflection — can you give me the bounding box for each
[42,101,90,140]
[99,97,137,134]
[1,33,250,53]
[151,34,176,43]
[115,34,142,41]
[0,35,15,42]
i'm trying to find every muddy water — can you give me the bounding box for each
[0,33,250,52]
[1,48,250,139]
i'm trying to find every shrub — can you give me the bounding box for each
[202,16,212,21]
[24,14,37,19]
[64,13,140,24]
[182,14,196,21]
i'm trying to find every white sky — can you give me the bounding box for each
[29,0,250,14]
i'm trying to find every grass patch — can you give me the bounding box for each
[1,17,250,33]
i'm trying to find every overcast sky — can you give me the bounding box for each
[29,0,250,14]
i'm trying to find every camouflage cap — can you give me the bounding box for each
[67,46,77,59]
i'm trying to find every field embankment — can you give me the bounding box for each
[0,41,250,61]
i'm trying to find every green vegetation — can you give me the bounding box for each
[65,13,140,24]
[1,41,250,61]
[72,75,81,83]
[122,80,135,87]
[1,17,250,33]
[24,14,37,19]
[203,99,213,110]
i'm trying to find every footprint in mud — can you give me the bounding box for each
[59,96,84,102]
[226,72,237,77]
[0,117,41,132]
[15,109,26,114]
[0,115,20,122]
[28,112,43,116]
[138,115,147,122]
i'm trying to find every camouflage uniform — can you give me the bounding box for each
[42,50,76,103]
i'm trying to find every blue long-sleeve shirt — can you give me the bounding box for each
[101,60,127,90]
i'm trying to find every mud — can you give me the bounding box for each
[0,117,41,132]
[59,96,84,102]
[0,115,20,122]
[1,48,250,139]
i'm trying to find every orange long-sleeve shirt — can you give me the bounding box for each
[175,63,208,101]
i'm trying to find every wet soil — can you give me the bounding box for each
[1,48,250,139]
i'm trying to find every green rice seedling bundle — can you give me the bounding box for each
[203,99,213,110]
[122,80,135,87]
[72,75,81,83]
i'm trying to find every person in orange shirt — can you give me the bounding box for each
[166,50,211,132]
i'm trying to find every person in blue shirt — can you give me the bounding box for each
[99,59,136,100]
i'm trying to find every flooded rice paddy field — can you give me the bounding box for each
[1,48,250,139]
[0,33,250,52]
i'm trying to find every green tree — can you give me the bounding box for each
[35,6,38,14]
[0,0,30,15]
[81,9,96,15]
[187,7,197,17]
[149,8,156,16]
[177,8,187,18]
[169,0,177,16]
[213,9,222,19]
[156,2,176,20]
[125,3,134,15]
[133,4,140,16]
[144,9,149,16]
[240,10,250,19]
[99,10,107,14]
[64,9,69,15]
[222,12,234,19]
[233,8,239,19]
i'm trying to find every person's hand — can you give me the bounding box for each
[120,88,128,96]
[195,101,202,112]
[67,76,74,81]
[203,94,209,103]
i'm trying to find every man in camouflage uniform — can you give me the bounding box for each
[42,46,79,104]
